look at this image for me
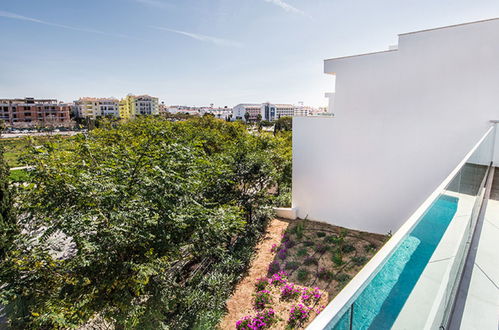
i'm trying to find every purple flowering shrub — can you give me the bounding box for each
[280,283,301,300]
[269,271,288,286]
[255,277,269,291]
[270,243,279,253]
[301,287,322,304]
[254,290,272,310]
[236,309,277,329]
[315,243,328,254]
[285,239,296,249]
[288,303,312,327]
[277,247,287,260]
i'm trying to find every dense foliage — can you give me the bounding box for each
[0,116,291,329]
[0,141,16,259]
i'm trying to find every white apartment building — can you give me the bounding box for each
[167,106,201,116]
[74,98,120,119]
[232,104,262,122]
[232,103,315,122]
[288,18,499,330]
[132,95,159,116]
[262,103,295,121]
[199,107,232,120]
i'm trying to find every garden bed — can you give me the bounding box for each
[220,218,387,329]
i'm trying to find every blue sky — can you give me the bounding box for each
[1,0,499,107]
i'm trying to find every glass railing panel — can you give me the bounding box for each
[323,126,495,330]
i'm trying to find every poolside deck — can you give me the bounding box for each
[450,168,499,329]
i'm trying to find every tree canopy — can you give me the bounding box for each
[0,116,291,329]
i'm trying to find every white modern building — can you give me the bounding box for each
[289,18,499,330]
[262,103,295,121]
[232,102,317,122]
[167,106,202,116]
[232,104,262,122]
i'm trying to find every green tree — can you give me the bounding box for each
[0,140,15,259]
[274,116,292,134]
[0,116,290,329]
[244,111,250,123]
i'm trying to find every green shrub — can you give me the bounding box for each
[296,247,308,257]
[297,269,309,282]
[352,256,367,266]
[332,252,344,266]
[316,232,326,238]
[292,221,305,239]
[364,243,378,253]
[303,256,318,266]
[317,268,334,281]
[285,261,300,271]
[303,241,314,247]
[341,244,356,254]
[324,235,340,245]
[336,273,351,284]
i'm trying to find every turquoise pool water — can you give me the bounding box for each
[329,194,459,330]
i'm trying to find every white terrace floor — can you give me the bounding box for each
[450,168,499,329]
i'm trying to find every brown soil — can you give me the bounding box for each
[219,218,387,330]
[220,218,291,329]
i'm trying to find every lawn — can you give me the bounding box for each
[221,218,387,329]
[0,136,70,168]
[0,138,28,167]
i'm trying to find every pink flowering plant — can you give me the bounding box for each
[301,287,322,304]
[255,277,269,291]
[254,290,272,310]
[270,243,279,253]
[269,271,288,286]
[236,309,277,329]
[288,303,312,327]
[281,282,301,300]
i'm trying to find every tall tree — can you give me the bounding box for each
[0,116,291,329]
[0,131,15,259]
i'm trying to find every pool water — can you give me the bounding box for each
[330,195,459,330]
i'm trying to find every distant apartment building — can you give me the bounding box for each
[200,107,232,120]
[232,102,316,122]
[232,104,261,121]
[119,94,159,119]
[74,97,120,119]
[294,105,315,117]
[159,102,169,116]
[0,97,71,127]
[262,103,295,121]
[167,106,202,116]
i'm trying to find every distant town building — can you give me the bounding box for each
[0,97,71,127]
[232,102,320,122]
[200,107,232,120]
[74,97,120,119]
[232,104,262,122]
[159,102,168,116]
[167,106,202,116]
[262,103,295,121]
[119,94,159,119]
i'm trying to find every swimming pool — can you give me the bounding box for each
[329,195,458,330]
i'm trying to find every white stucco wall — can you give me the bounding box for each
[293,18,499,234]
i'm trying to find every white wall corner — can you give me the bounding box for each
[274,207,298,220]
